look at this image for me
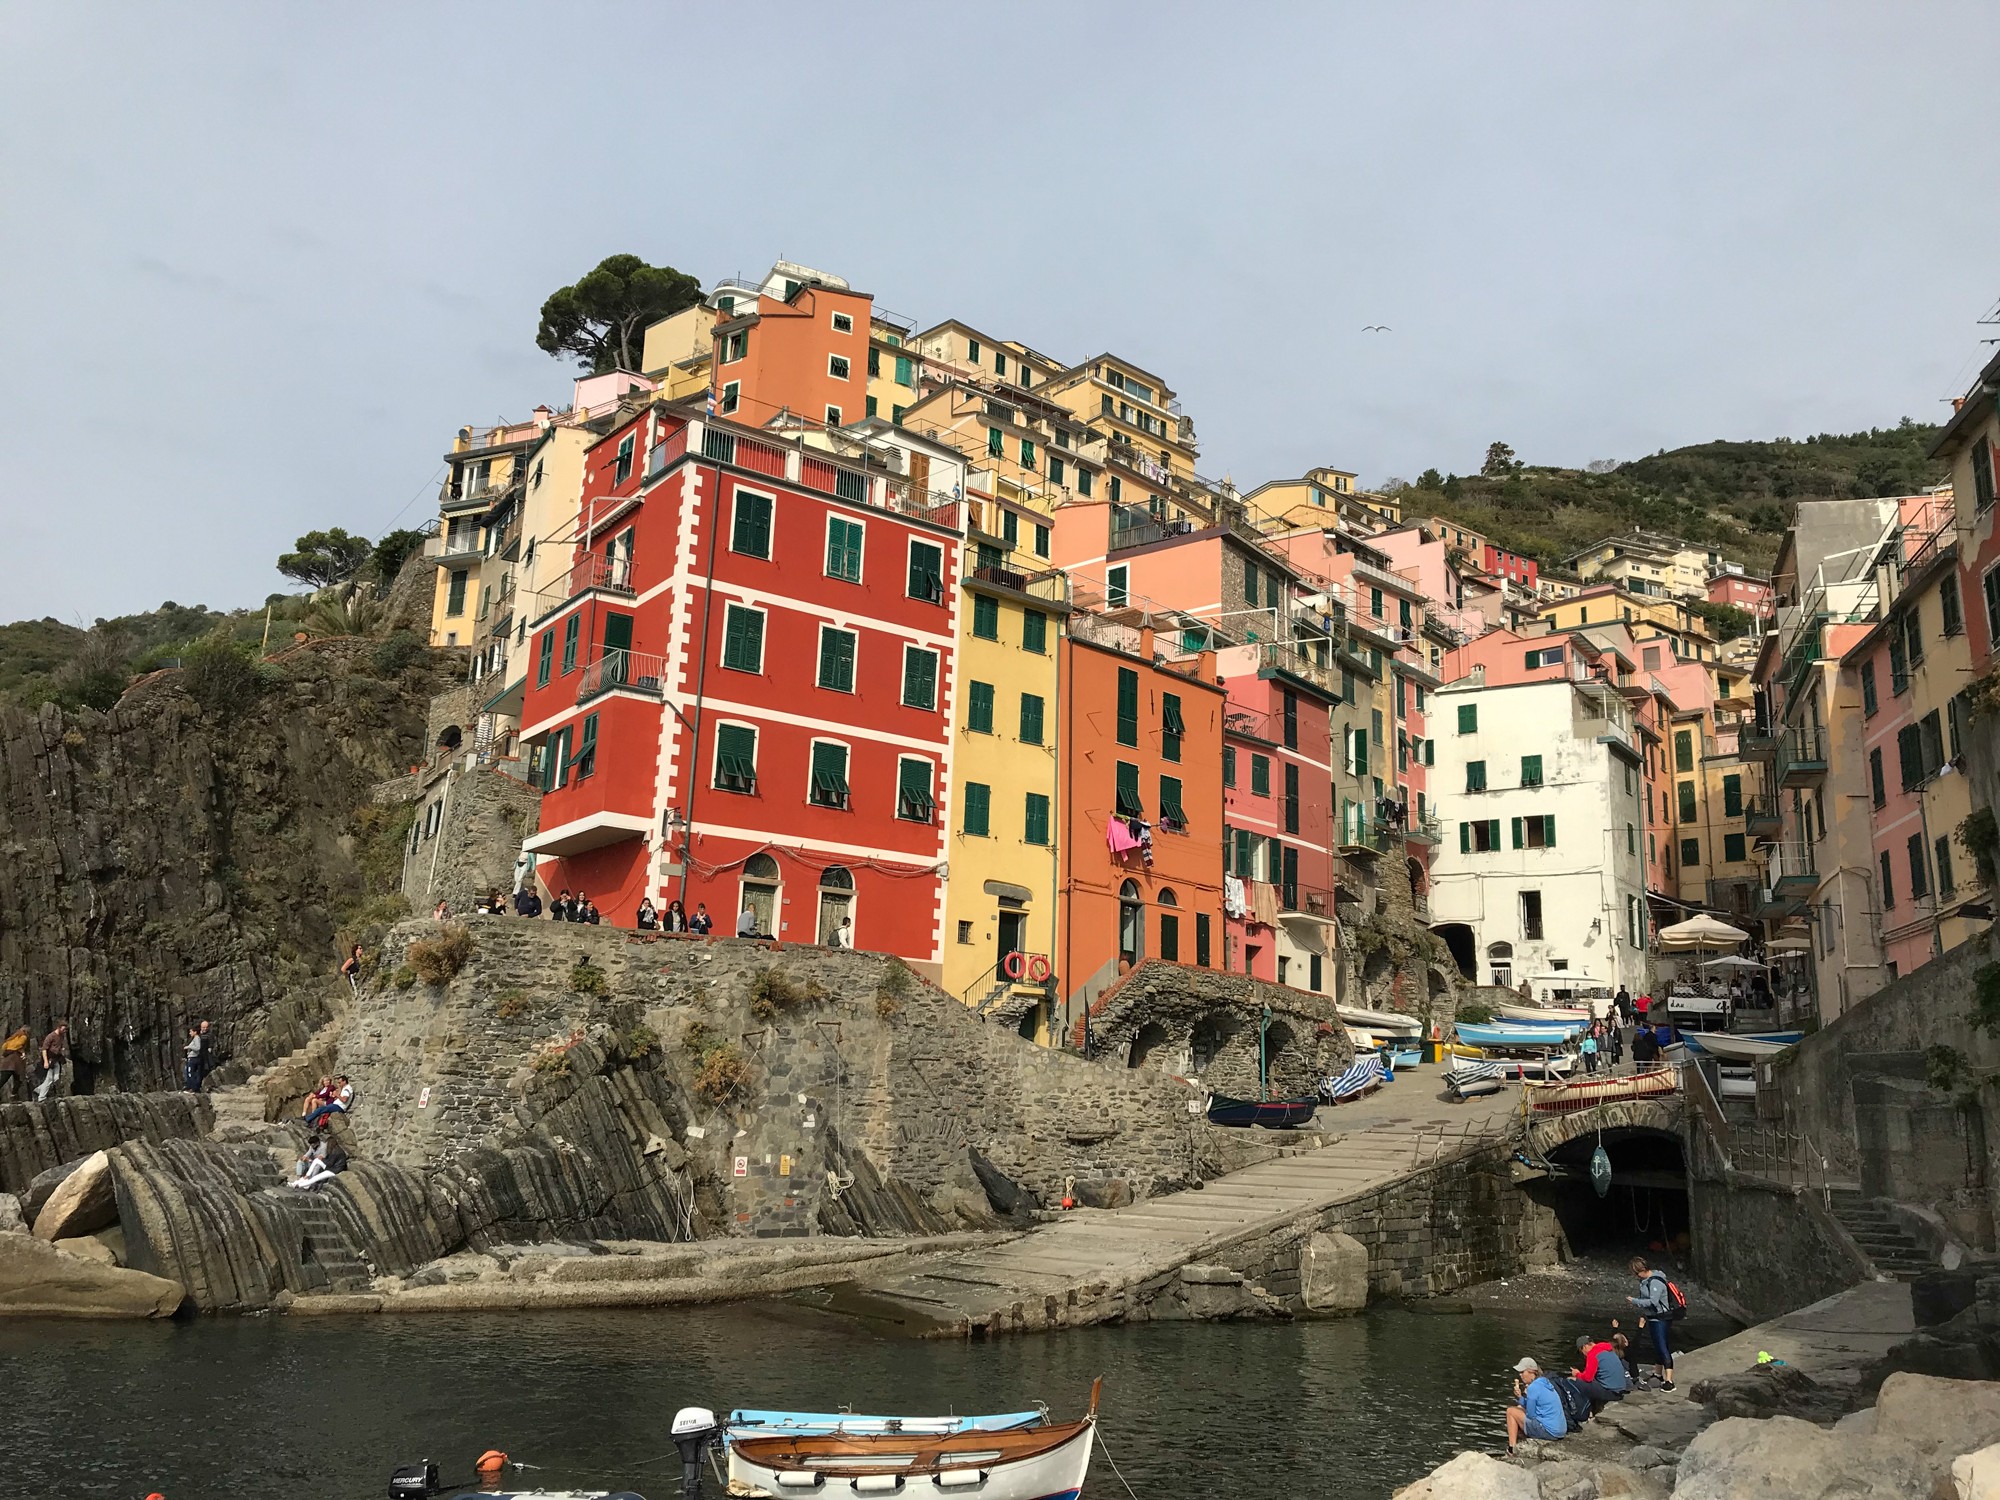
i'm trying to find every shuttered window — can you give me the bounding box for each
[961,781,991,836]
[1160,775,1186,825]
[972,594,1000,640]
[897,758,936,822]
[826,518,864,582]
[907,541,944,602]
[731,491,773,558]
[1161,693,1184,762]
[1115,667,1139,746]
[968,680,995,734]
[1022,609,1047,652]
[715,725,757,792]
[1024,792,1050,846]
[1115,760,1143,817]
[1019,693,1045,745]
[722,605,764,672]
[817,628,856,692]
[809,742,850,808]
[902,646,938,710]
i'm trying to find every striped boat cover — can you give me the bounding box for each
[1322,1054,1386,1100]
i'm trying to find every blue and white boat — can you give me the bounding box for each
[1456,1021,1581,1049]
[726,1409,1045,1443]
[1682,1031,1802,1063]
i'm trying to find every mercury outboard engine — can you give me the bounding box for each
[671,1407,721,1500]
[388,1461,440,1499]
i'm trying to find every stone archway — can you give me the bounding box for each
[1433,922,1476,979]
[1127,1020,1172,1070]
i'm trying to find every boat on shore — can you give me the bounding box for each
[1523,1068,1679,1113]
[1456,1021,1583,1049]
[728,1383,1100,1500]
[1322,1054,1387,1103]
[1495,1003,1591,1026]
[1445,1061,1507,1099]
[1338,1004,1424,1036]
[1683,1031,1802,1064]
[1206,1092,1319,1127]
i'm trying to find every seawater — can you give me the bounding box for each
[0,1299,1696,1499]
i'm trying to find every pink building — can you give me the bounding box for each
[1707,571,1773,618]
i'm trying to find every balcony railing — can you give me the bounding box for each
[1741,796,1783,836]
[1256,639,1342,699]
[1761,841,1818,912]
[1776,725,1827,786]
[577,648,668,704]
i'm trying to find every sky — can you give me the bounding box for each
[3,2,1998,624]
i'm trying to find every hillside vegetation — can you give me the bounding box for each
[1393,420,1944,577]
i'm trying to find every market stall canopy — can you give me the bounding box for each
[1658,914,1749,950]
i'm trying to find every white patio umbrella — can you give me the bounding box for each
[1657,914,1749,951]
[1700,955,1767,971]
[1766,935,1812,953]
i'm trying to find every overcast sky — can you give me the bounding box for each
[4,2,1997,623]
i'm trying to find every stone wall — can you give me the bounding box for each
[1072,960,1355,1098]
[401,763,539,912]
[1686,1169,1870,1322]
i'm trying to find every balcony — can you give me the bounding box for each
[1256,639,1342,699]
[1742,796,1783,840]
[1776,725,1827,787]
[536,552,637,616]
[1405,813,1443,845]
[1739,723,1781,760]
[1337,815,1397,857]
[577,648,667,705]
[1759,841,1818,916]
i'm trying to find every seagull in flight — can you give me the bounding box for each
[1362,325,1391,332]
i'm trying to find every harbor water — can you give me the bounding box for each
[1,1296,1717,1499]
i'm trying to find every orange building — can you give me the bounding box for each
[712,279,877,431]
[1058,614,1226,1043]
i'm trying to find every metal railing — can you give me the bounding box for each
[1762,841,1817,909]
[1256,639,1342,699]
[577,648,668,704]
[1776,725,1827,782]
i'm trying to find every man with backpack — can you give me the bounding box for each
[1504,1356,1570,1453]
[1627,1257,1683,1390]
[1571,1332,1631,1410]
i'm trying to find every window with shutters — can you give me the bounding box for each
[1161,694,1185,761]
[614,434,635,484]
[722,605,765,673]
[536,630,554,687]
[1937,836,1957,897]
[561,615,580,673]
[1115,667,1139,746]
[1861,659,1879,716]
[1077,467,1093,497]
[901,646,938,710]
[1905,608,1925,668]
[971,594,1000,641]
[1033,522,1051,558]
[1880,850,1896,909]
[1889,629,1909,694]
[1250,754,1271,796]
[544,726,572,790]
[1161,775,1187,829]
[1024,792,1050,846]
[1284,691,1299,747]
[1115,761,1143,817]
[1869,747,1887,807]
[1020,438,1036,472]
[986,427,1003,456]
[1941,574,1964,637]
[1909,833,1931,901]
[1159,912,1180,962]
[1723,773,1742,817]
[1107,564,1129,609]
[809,741,850,808]
[731,490,773,558]
[715,724,757,793]
[907,541,944,603]
[1677,780,1697,823]
[1674,730,1693,772]
[1920,709,1944,779]
[1019,692,1045,745]
[1466,760,1487,793]
[1898,723,1923,790]
[967,680,995,734]
[1457,703,1477,734]
[1001,509,1019,546]
[1520,754,1542,788]
[719,381,740,415]
[569,714,598,780]
[1195,912,1211,967]
[1372,708,1384,747]
[1244,560,1260,605]
[896,757,936,822]
[1680,837,1700,867]
[1022,609,1047,653]
[1283,764,1299,834]
[1521,890,1544,940]
[1222,746,1237,788]
[825,517,864,582]
[815,626,856,693]
[1724,832,1746,862]
[960,780,990,836]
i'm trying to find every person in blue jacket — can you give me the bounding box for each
[1505,1356,1568,1453]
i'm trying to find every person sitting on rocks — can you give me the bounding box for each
[302,1077,334,1120]
[512,886,542,918]
[291,1133,347,1190]
[432,899,451,921]
[635,897,659,931]
[0,1024,28,1100]
[1571,1332,1630,1409]
[1505,1356,1568,1453]
[292,1134,325,1183]
[304,1076,354,1130]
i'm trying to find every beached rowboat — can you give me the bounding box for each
[1523,1068,1679,1113]
[1681,1032,1801,1064]
[1206,1093,1319,1127]
[1456,1021,1583,1049]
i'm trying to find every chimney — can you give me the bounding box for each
[533,404,553,429]
[1138,624,1156,660]
[1954,397,1967,412]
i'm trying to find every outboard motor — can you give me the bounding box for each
[671,1407,721,1500]
[389,1461,440,1499]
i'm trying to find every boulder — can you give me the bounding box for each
[1952,1441,2000,1499]
[1672,1415,1930,1500]
[1599,1391,1710,1451]
[53,1236,117,1266]
[1917,1269,1986,1328]
[0,1193,23,1233]
[0,1230,184,1317]
[32,1150,116,1240]
[1392,1451,1539,1499]
[1873,1372,2000,1471]
[1302,1230,1368,1312]
[1530,1460,1666,1500]
[1689,1363,1846,1423]
[22,1157,85,1219]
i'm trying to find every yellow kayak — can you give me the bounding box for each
[1442,1042,1487,1060]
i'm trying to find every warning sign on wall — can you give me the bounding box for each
[733,1156,748,1178]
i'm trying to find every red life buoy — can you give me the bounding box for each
[1026,954,1052,983]
[1002,951,1027,980]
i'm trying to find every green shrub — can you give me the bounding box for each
[531,1041,572,1075]
[409,925,474,985]
[750,967,824,1020]
[1455,1001,1494,1025]
[392,964,418,990]
[569,959,608,996]
[616,1022,659,1061]
[370,631,426,678]
[494,989,531,1020]
[694,1043,754,1106]
[180,629,264,718]
[683,1020,717,1059]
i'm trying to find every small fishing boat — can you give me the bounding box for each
[1495,1003,1591,1026]
[1456,1021,1582,1049]
[728,1383,1100,1500]
[1338,1004,1424,1037]
[1206,1092,1319,1127]
[1523,1068,1679,1113]
[728,1410,1045,1442]
[1322,1053,1386,1103]
[1682,1031,1801,1064]
[1442,1041,1486,1061]
[1387,1046,1422,1070]
[1446,1061,1506,1100]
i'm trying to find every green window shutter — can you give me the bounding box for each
[817,629,856,692]
[1543,815,1555,847]
[1681,838,1700,866]
[1722,773,1742,817]
[809,741,850,806]
[968,680,995,734]
[987,427,1003,456]
[972,594,1000,640]
[1459,821,1470,853]
[1161,692,1184,762]
[894,355,912,386]
[716,724,757,791]
[1024,792,1050,845]
[1511,816,1523,850]
[1160,775,1186,824]
[908,542,943,601]
[1251,755,1270,796]
[1457,703,1477,733]
[574,713,598,777]
[1724,832,1746,862]
[537,630,554,687]
[962,781,991,836]
[1521,754,1542,787]
[732,492,772,557]
[1019,693,1045,745]
[897,758,935,821]
[561,616,579,672]
[1020,438,1036,471]
[826,518,863,582]
[1116,667,1139,746]
[902,647,937,709]
[1677,780,1697,823]
[1115,760,1142,816]
[1021,610,1047,653]
[1423,739,1434,767]
[1466,761,1485,793]
[1223,746,1236,786]
[547,727,571,789]
[1487,819,1501,849]
[723,606,764,672]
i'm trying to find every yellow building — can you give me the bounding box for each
[1539,585,1720,663]
[1568,531,1722,600]
[1661,700,1768,922]
[1242,467,1363,530]
[897,380,1105,523]
[941,534,1069,1040]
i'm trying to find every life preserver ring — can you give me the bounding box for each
[1026,955,1052,983]
[1002,951,1027,980]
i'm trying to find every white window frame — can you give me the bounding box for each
[728,486,777,560]
[895,754,936,823]
[720,380,741,414]
[711,718,759,793]
[831,311,854,334]
[816,623,859,693]
[825,405,842,428]
[721,601,768,675]
[828,354,851,381]
[721,330,746,364]
[806,736,852,808]
[1107,563,1129,608]
[824,512,866,585]
[901,644,940,711]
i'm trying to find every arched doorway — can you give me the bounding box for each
[816,865,853,945]
[1406,857,1428,915]
[740,853,781,938]
[1128,1020,1172,1069]
[1118,879,1145,968]
[1487,940,1514,989]
[1156,887,1181,963]
[1434,922,1476,979]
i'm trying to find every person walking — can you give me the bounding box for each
[1614,985,1632,1024]
[1626,1257,1679,1391]
[0,1024,30,1100]
[340,943,365,995]
[182,1027,204,1091]
[195,1021,216,1089]
[34,1021,70,1102]
[1579,1026,1600,1076]
[1607,1015,1625,1070]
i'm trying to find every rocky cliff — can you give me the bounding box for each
[0,637,454,1094]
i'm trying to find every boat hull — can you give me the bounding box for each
[1206,1093,1319,1127]
[1495,1004,1590,1025]
[728,1411,1044,1442]
[1337,1005,1424,1037]
[729,1420,1094,1500]
[1684,1032,1800,1063]
[1457,1022,1581,1049]
[1524,1068,1679,1113]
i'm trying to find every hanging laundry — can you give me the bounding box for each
[1136,820,1155,868]
[1223,875,1248,920]
[1106,819,1141,855]
[1250,881,1281,928]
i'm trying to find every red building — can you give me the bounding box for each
[1705,570,1773,619]
[1480,542,1539,591]
[517,403,963,975]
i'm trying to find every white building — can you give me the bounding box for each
[1428,676,1651,994]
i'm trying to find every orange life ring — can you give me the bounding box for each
[1026,954,1052,983]
[1002,951,1027,980]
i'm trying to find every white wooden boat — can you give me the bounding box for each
[728,1384,1098,1500]
[1523,1068,1678,1113]
[1683,1031,1800,1064]
[1338,1004,1423,1037]
[1496,1002,1591,1025]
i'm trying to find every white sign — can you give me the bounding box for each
[418,1086,432,1110]
[685,1125,707,1140]
[733,1156,749,1178]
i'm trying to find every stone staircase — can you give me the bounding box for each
[1829,1190,1934,1281]
[205,1021,345,1138]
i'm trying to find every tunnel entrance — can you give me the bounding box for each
[1433,922,1476,980]
[1539,1127,1690,1259]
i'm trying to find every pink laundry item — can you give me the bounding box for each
[1106,819,1141,854]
